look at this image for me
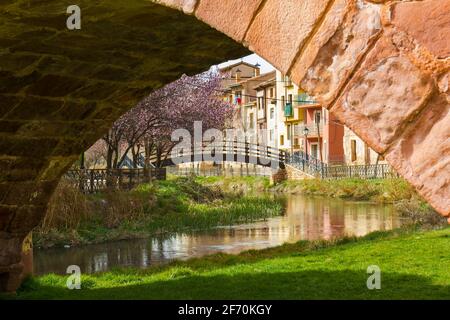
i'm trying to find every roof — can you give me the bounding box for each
[254,77,276,90]
[219,61,260,72]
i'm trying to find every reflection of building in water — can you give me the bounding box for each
[34,195,404,276]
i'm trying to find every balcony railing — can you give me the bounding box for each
[295,123,323,137]
[293,93,317,106]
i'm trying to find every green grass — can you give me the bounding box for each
[12,227,450,299]
[34,177,284,248]
[193,176,417,203]
[193,175,271,194]
[271,178,416,202]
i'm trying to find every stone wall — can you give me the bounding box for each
[285,165,315,181]
[0,0,248,292]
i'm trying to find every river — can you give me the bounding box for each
[34,194,406,275]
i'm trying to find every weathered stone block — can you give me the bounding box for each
[0,95,21,118]
[0,71,40,94]
[0,206,15,231]
[0,180,57,207]
[8,205,48,233]
[291,0,382,105]
[26,74,85,97]
[0,120,24,133]
[245,0,331,73]
[330,34,434,154]
[38,156,77,181]
[385,93,450,216]
[195,0,263,42]
[391,0,450,59]
[0,137,59,158]
[6,97,63,120]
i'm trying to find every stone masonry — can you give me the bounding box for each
[0,0,448,292]
[0,0,248,292]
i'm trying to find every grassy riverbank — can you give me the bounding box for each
[195,175,416,203]
[33,177,284,248]
[14,227,450,299]
[271,178,415,202]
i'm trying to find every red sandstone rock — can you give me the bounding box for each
[245,0,331,73]
[330,34,435,154]
[391,0,450,59]
[292,0,382,106]
[385,92,450,216]
[195,0,263,41]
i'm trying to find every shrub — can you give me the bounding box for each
[39,180,90,232]
[395,199,447,227]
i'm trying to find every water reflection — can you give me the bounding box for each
[34,194,405,275]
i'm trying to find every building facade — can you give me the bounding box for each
[343,127,387,165]
[220,62,346,166]
[276,72,344,165]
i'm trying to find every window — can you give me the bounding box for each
[270,129,274,141]
[288,94,293,104]
[351,139,357,162]
[258,97,265,110]
[314,110,321,124]
[269,88,274,98]
[281,95,285,110]
[280,135,284,146]
[311,144,319,159]
[249,113,254,129]
[294,138,299,147]
[287,124,291,140]
[270,108,274,119]
[294,123,299,136]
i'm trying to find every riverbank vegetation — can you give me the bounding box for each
[15,227,450,299]
[35,175,445,248]
[33,177,284,248]
[195,175,416,202]
[196,176,445,227]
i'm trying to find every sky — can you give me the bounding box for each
[217,54,275,73]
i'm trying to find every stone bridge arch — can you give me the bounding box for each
[0,0,448,291]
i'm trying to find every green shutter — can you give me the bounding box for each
[284,102,293,117]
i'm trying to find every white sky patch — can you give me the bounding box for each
[216,54,275,73]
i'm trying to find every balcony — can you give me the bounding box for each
[284,102,293,117]
[294,123,323,137]
[293,93,317,107]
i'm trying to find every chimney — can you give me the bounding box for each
[254,62,261,77]
[235,68,241,82]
